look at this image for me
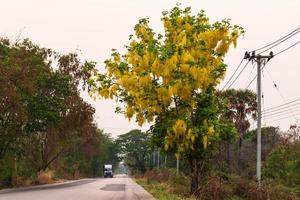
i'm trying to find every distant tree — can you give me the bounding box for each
[264,138,300,187]
[116,130,151,174]
[220,89,257,146]
[63,130,119,178]
[219,89,257,172]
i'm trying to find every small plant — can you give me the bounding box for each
[37,170,55,184]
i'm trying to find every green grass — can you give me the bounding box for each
[135,178,191,200]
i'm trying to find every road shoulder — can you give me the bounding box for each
[0,178,96,194]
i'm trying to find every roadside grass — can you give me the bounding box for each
[135,169,192,200]
[135,169,299,200]
[136,178,192,200]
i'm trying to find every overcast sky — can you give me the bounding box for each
[1,0,300,137]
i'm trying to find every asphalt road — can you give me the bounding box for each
[0,174,155,200]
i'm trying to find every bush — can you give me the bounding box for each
[37,170,55,184]
[143,169,190,197]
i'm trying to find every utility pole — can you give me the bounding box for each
[244,51,273,187]
[176,157,179,175]
[153,151,156,167]
[157,150,160,169]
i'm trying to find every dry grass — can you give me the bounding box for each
[37,170,55,184]
[144,169,190,196]
[13,176,33,187]
[137,169,299,200]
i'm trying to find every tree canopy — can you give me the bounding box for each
[89,6,243,155]
[89,6,243,195]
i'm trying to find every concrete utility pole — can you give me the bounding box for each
[157,150,160,169]
[176,157,179,175]
[256,57,262,187]
[244,51,273,187]
[153,151,156,167]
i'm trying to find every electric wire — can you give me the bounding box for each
[263,102,300,115]
[274,40,300,56]
[263,106,300,118]
[246,61,269,89]
[265,112,300,124]
[245,62,256,88]
[261,69,266,126]
[263,98,300,112]
[251,26,300,52]
[264,67,297,121]
[258,30,300,54]
[226,60,251,89]
[246,39,300,89]
[221,58,245,91]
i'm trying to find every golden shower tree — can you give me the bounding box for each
[89,6,243,195]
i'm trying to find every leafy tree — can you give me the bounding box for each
[0,37,98,185]
[89,6,242,195]
[220,89,257,146]
[0,38,53,160]
[116,130,151,174]
[264,139,300,188]
[218,89,257,172]
[62,130,119,178]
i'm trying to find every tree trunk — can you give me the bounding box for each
[189,157,205,197]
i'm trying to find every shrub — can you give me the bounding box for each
[37,170,55,184]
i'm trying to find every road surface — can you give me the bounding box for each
[0,174,155,200]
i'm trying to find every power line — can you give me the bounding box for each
[263,102,300,115]
[263,106,300,118]
[252,26,300,52]
[246,39,300,89]
[226,60,250,89]
[263,98,300,112]
[264,67,298,121]
[246,61,269,89]
[245,62,256,88]
[261,74,266,126]
[221,58,245,91]
[265,112,300,124]
[274,40,300,56]
[258,30,300,54]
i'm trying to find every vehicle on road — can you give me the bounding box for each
[103,164,113,178]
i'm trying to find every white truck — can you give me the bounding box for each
[103,164,113,178]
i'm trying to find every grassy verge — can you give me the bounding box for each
[136,178,191,200]
[134,169,299,200]
[134,169,191,200]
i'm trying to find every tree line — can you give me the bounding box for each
[0,38,118,188]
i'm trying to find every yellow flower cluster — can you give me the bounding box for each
[120,74,137,90]
[138,75,152,87]
[91,7,242,156]
[203,125,215,149]
[172,119,186,135]
[157,87,171,106]
[165,119,196,153]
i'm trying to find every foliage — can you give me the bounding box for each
[137,169,299,200]
[136,169,191,200]
[61,130,119,178]
[88,6,243,194]
[264,140,300,192]
[116,129,151,174]
[219,89,257,139]
[0,37,115,188]
[90,6,242,155]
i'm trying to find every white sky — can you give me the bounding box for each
[1,0,300,137]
